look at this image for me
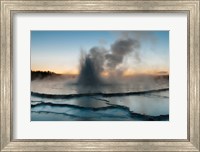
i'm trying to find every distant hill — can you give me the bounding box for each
[31,71,61,81]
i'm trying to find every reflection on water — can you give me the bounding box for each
[31,91,168,117]
[31,78,169,121]
[31,78,169,95]
[105,93,169,116]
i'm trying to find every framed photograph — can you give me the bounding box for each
[0,0,199,151]
[31,30,169,121]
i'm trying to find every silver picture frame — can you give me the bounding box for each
[0,0,199,151]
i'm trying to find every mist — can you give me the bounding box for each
[77,36,141,86]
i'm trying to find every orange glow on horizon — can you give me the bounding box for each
[101,71,110,77]
[122,69,169,77]
[31,67,79,75]
[62,70,79,75]
[32,68,169,77]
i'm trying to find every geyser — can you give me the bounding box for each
[78,54,103,86]
[77,36,141,87]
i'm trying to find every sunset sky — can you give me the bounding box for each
[31,31,169,76]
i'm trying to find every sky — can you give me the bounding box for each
[31,31,169,76]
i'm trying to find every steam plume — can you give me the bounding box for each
[106,38,140,69]
[78,47,106,86]
[77,37,140,86]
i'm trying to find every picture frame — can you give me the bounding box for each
[0,0,199,151]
